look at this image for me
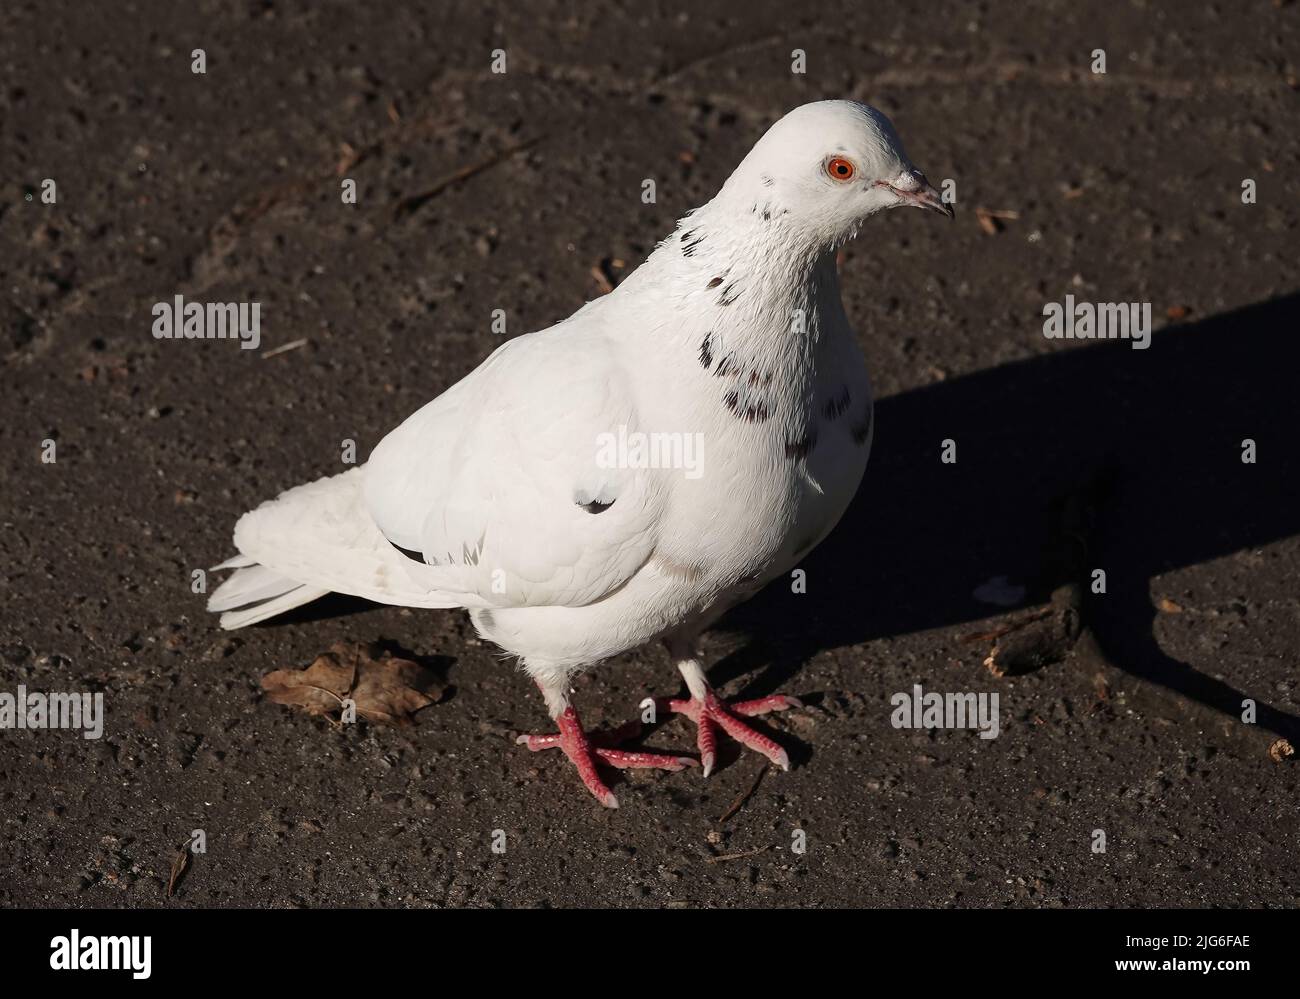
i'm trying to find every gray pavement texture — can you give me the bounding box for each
[1,0,1297,908]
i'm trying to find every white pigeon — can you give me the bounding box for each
[209,100,953,807]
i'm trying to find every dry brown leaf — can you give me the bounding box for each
[261,641,446,725]
[1158,597,1184,613]
[1268,738,1294,763]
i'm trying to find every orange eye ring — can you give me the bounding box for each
[826,156,856,182]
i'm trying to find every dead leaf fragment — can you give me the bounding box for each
[335,141,359,177]
[1157,597,1184,613]
[167,846,190,898]
[1268,738,1294,763]
[261,641,446,725]
[590,263,615,295]
[974,206,1020,235]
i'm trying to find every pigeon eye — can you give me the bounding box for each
[825,157,856,182]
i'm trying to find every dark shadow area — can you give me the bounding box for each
[719,292,1300,743]
[371,638,457,681]
[269,592,380,627]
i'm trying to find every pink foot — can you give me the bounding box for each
[665,691,802,777]
[517,707,697,808]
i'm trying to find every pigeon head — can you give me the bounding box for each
[721,100,953,246]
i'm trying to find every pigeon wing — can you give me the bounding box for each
[363,326,663,608]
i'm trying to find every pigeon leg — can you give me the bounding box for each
[516,675,695,808]
[664,656,802,777]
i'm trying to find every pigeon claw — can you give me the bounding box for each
[517,708,696,808]
[665,691,801,777]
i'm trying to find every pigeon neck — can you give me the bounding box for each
[618,198,855,437]
[659,195,847,354]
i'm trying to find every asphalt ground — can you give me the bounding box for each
[1,0,1297,907]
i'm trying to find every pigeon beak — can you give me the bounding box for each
[878,173,955,219]
[899,180,954,219]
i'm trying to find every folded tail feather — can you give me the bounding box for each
[213,581,332,630]
[208,563,307,612]
[208,466,476,630]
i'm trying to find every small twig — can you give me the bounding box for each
[717,763,768,825]
[261,337,309,360]
[658,34,783,85]
[705,846,771,865]
[393,137,542,221]
[959,606,1053,643]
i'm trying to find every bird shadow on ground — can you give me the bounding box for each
[273,592,378,626]
[715,291,1300,757]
